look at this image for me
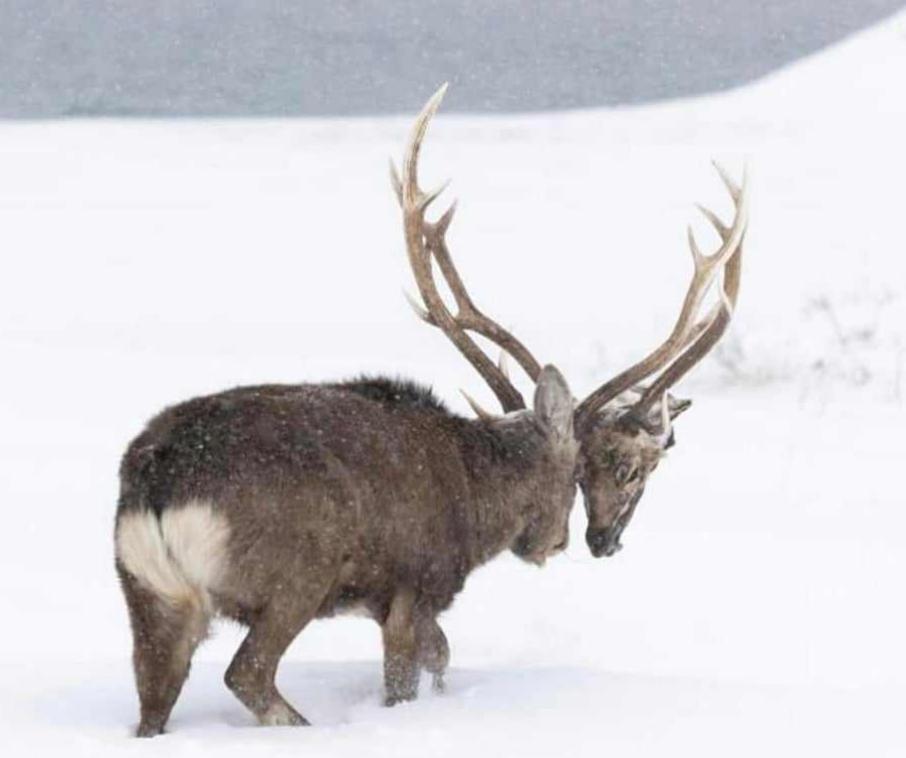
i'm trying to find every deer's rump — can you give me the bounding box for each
[114,381,473,622]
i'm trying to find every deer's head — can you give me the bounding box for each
[575,393,690,556]
[393,85,748,560]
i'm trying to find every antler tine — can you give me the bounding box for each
[574,163,748,432]
[713,160,744,203]
[460,389,495,421]
[394,84,540,414]
[403,288,434,324]
[696,203,728,237]
[402,84,448,206]
[498,349,511,379]
[635,232,744,413]
[389,159,402,206]
[424,220,543,383]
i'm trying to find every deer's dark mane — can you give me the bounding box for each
[333,376,451,415]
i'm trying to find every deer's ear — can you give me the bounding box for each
[666,394,692,420]
[534,365,574,440]
[642,393,691,429]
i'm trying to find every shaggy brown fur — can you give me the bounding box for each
[115,369,576,736]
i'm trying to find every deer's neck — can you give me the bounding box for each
[455,414,571,567]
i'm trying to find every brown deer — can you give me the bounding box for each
[114,84,748,737]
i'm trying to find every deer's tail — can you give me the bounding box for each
[114,500,230,615]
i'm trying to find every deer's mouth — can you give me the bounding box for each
[586,527,623,558]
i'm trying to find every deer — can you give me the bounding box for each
[113,84,748,737]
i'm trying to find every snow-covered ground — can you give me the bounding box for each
[2,12,905,758]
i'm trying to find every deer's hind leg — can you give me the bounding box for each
[224,579,333,727]
[118,565,211,738]
[382,589,420,705]
[417,616,450,692]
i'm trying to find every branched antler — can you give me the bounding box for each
[574,162,749,432]
[392,86,749,428]
[390,85,542,414]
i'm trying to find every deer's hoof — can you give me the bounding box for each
[384,691,417,707]
[259,702,310,727]
[135,720,165,738]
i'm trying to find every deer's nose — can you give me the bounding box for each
[586,527,622,558]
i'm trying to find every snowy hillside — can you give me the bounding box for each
[4,0,903,117]
[1,10,905,758]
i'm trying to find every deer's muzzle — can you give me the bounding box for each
[585,526,623,558]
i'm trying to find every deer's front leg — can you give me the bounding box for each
[416,616,450,692]
[381,589,419,705]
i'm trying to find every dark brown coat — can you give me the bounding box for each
[115,369,576,735]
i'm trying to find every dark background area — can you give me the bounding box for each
[1,0,903,117]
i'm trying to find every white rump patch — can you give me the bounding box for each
[115,500,230,612]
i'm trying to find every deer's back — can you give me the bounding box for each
[117,379,477,616]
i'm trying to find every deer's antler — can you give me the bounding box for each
[393,86,748,427]
[574,163,749,432]
[391,84,542,414]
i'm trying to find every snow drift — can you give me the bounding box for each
[0,10,904,757]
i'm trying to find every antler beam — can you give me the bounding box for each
[574,163,749,432]
[391,84,542,414]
